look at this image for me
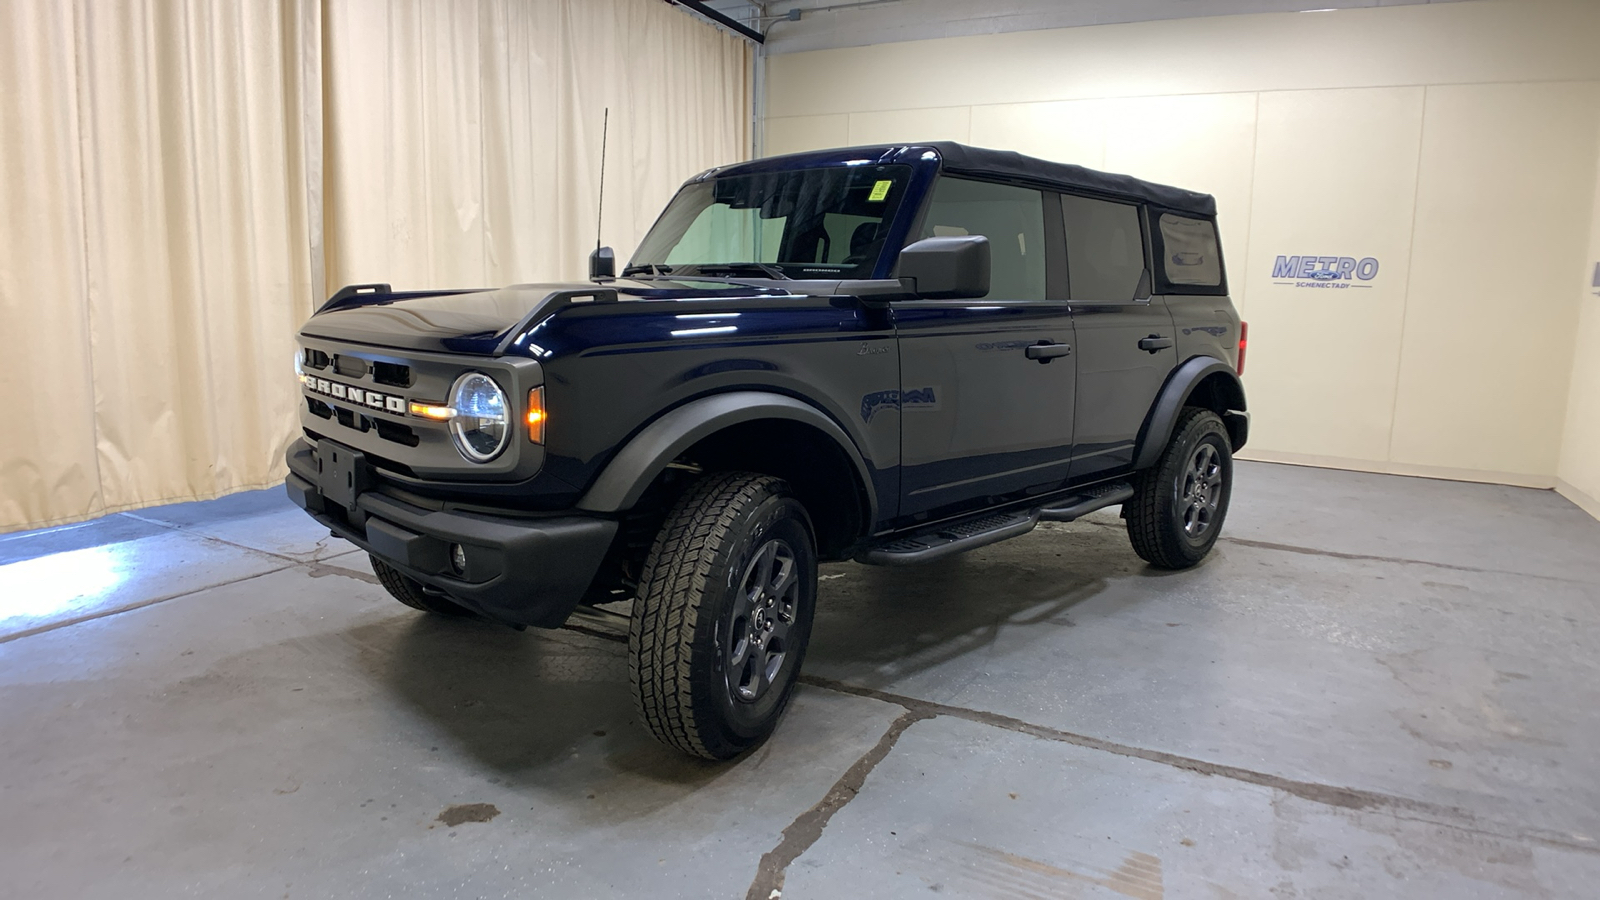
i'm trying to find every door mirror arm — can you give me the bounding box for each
[1134,268,1153,301]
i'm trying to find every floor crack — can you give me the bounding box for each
[744,709,931,900]
[1221,536,1594,585]
[799,675,1600,857]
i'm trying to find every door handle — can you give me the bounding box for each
[1138,335,1173,353]
[1025,341,1072,363]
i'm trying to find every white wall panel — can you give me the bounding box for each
[1556,124,1600,517]
[1242,87,1425,464]
[968,100,1110,170]
[766,1,1600,119]
[846,107,972,146]
[765,114,850,155]
[1390,82,1600,478]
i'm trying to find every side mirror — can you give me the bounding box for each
[589,246,616,282]
[897,236,990,299]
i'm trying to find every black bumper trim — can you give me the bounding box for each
[285,442,617,628]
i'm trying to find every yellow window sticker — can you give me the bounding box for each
[867,180,892,202]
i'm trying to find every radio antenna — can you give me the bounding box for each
[595,108,609,253]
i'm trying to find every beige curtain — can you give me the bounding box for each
[322,0,751,288]
[0,0,323,533]
[0,0,751,534]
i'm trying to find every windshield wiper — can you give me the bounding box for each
[622,263,674,276]
[690,262,788,280]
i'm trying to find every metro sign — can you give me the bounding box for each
[1272,255,1379,290]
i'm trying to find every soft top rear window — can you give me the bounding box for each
[1154,213,1224,293]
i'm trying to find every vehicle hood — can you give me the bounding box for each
[299,279,786,355]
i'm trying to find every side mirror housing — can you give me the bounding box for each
[896,236,990,299]
[589,246,616,282]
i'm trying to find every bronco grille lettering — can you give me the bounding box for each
[306,378,408,415]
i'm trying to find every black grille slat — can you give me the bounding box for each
[372,418,419,447]
[371,360,413,388]
[334,355,368,378]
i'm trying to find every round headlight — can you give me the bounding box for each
[448,372,510,463]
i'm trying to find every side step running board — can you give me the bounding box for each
[856,481,1133,566]
[1038,481,1134,522]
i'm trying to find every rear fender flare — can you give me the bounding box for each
[1133,357,1247,470]
[575,391,877,524]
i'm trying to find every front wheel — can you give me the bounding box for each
[1125,407,1234,569]
[629,472,817,760]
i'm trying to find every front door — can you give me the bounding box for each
[1060,194,1177,481]
[895,178,1077,524]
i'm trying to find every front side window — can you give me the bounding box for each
[916,177,1046,301]
[629,165,912,279]
[1061,194,1145,302]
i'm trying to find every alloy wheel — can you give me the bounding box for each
[1179,443,1224,539]
[722,538,799,703]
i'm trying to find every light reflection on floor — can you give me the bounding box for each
[0,544,131,628]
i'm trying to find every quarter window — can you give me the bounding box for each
[1060,194,1145,303]
[918,178,1046,301]
[1156,213,1222,287]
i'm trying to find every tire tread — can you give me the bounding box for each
[1126,407,1230,570]
[629,472,787,759]
[370,555,473,616]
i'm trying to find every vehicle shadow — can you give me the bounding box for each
[350,514,1152,799]
[804,517,1140,688]
[347,613,727,794]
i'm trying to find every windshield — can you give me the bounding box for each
[628,164,913,279]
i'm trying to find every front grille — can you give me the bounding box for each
[372,418,419,447]
[334,354,369,378]
[296,335,539,481]
[371,360,413,388]
[334,407,366,431]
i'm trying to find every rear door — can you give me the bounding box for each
[1062,194,1176,481]
[894,178,1077,523]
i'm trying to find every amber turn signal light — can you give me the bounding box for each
[408,401,456,420]
[527,386,546,444]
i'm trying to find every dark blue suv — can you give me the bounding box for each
[286,142,1249,759]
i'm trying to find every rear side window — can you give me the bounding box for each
[1060,194,1145,302]
[918,177,1046,301]
[1156,213,1222,288]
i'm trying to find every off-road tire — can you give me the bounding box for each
[370,555,475,617]
[629,472,817,760]
[1126,407,1233,570]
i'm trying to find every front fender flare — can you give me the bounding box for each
[1133,357,1248,470]
[575,391,877,523]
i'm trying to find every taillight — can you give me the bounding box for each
[526,386,546,444]
[1236,322,1248,376]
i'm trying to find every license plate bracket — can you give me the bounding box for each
[316,441,373,512]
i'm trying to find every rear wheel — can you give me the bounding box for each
[1126,407,1233,569]
[370,555,476,617]
[629,472,817,760]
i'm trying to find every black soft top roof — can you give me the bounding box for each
[926,142,1216,218]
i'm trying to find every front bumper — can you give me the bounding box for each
[285,439,616,628]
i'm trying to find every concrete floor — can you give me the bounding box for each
[2,462,1599,899]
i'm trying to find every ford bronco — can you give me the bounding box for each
[286,142,1249,759]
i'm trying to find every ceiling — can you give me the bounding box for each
[698,0,1471,54]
